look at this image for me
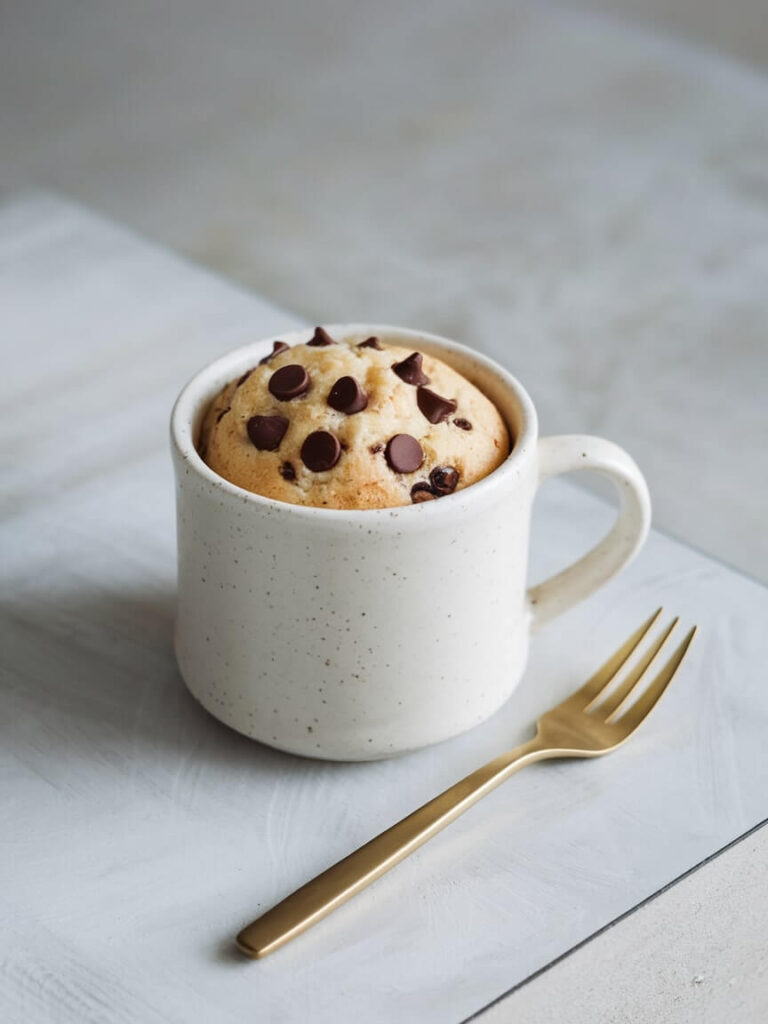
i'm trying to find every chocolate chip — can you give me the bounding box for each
[280,461,296,481]
[385,434,424,473]
[416,386,457,424]
[410,482,436,503]
[307,326,335,347]
[327,375,368,414]
[358,336,382,350]
[247,415,289,451]
[392,352,430,386]
[430,466,459,495]
[369,443,383,454]
[453,417,473,431]
[215,406,231,424]
[301,430,341,472]
[268,364,310,400]
[236,369,253,388]
[259,340,290,365]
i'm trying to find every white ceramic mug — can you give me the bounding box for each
[171,324,650,760]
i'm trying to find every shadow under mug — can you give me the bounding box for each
[170,324,650,760]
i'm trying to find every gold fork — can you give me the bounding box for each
[236,609,696,959]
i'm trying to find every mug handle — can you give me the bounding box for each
[527,435,651,630]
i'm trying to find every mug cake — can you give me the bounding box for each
[198,327,510,510]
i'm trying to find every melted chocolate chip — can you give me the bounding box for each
[358,336,382,350]
[430,466,459,495]
[301,430,341,472]
[416,386,458,424]
[259,340,290,365]
[392,352,430,386]
[236,369,253,388]
[327,375,368,414]
[385,434,424,473]
[215,406,231,424]
[410,482,436,503]
[247,415,289,451]
[268,363,310,400]
[307,326,335,347]
[453,417,473,431]
[280,461,296,481]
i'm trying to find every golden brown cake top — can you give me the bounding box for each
[199,328,510,509]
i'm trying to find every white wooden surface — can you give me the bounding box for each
[1,197,767,1023]
[481,823,768,1023]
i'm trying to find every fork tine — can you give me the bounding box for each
[573,608,663,706]
[617,627,697,731]
[598,617,679,720]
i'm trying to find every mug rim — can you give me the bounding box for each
[170,323,539,522]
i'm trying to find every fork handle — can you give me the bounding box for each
[236,739,547,958]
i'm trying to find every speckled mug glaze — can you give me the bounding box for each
[171,325,650,760]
